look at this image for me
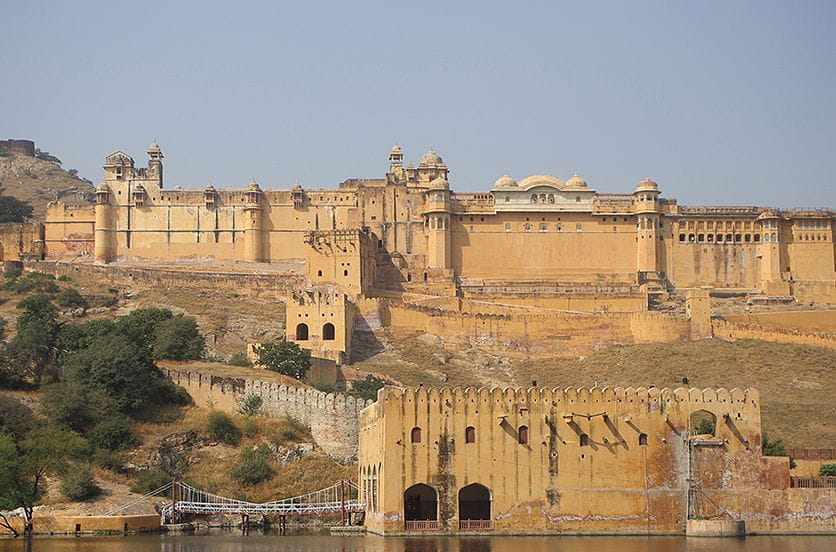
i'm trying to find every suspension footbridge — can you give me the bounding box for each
[105,479,364,526]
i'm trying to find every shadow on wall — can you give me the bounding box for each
[350,320,386,363]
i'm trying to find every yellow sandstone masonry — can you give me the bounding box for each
[359,386,836,535]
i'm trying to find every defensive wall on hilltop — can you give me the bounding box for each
[712,319,836,349]
[355,295,697,353]
[0,139,36,157]
[164,366,371,460]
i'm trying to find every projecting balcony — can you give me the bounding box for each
[404,520,439,531]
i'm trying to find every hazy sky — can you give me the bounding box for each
[2,1,834,207]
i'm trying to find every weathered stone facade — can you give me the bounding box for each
[359,386,836,535]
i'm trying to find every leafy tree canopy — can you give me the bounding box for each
[0,191,33,223]
[255,341,310,380]
[152,315,204,360]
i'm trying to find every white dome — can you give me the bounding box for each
[419,147,444,166]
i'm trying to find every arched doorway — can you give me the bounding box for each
[295,323,309,341]
[322,322,335,340]
[403,483,438,530]
[458,483,491,529]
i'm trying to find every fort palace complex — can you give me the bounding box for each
[1,142,833,361]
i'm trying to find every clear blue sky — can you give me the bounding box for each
[2,1,834,207]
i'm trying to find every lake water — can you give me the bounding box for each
[1,533,834,552]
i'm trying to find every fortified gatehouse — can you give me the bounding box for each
[358,386,836,535]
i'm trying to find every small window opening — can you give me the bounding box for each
[639,433,648,446]
[411,427,422,443]
[580,434,589,447]
[465,426,476,444]
[518,425,528,445]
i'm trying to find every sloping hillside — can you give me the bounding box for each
[0,151,94,220]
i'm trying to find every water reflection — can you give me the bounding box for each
[0,533,833,552]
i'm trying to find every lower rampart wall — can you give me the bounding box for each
[2,514,160,535]
[164,367,370,460]
[712,319,835,349]
[29,260,305,297]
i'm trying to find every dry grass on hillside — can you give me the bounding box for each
[357,336,835,448]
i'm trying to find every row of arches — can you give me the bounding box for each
[404,483,491,528]
[679,233,764,244]
[294,323,335,341]
[360,465,379,512]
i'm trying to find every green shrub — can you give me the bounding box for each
[57,274,73,282]
[60,464,101,501]
[763,434,787,456]
[820,463,836,477]
[7,271,59,294]
[313,382,337,394]
[56,288,88,310]
[90,415,138,451]
[350,376,386,401]
[207,411,241,445]
[272,415,308,444]
[91,448,124,471]
[3,265,22,280]
[231,445,275,486]
[227,351,252,367]
[237,394,263,417]
[130,467,171,494]
[242,418,258,437]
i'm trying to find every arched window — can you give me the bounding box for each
[697,234,704,242]
[322,323,335,341]
[575,196,581,203]
[639,433,648,446]
[295,323,309,341]
[579,434,589,447]
[465,426,476,444]
[531,194,537,203]
[317,270,323,277]
[505,195,510,203]
[679,234,686,242]
[343,269,349,277]
[518,425,528,445]
[411,427,422,443]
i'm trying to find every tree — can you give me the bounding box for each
[1,295,60,385]
[152,315,205,360]
[56,318,117,362]
[63,332,166,413]
[89,415,138,451]
[255,341,310,380]
[820,463,836,477]
[116,307,173,350]
[0,395,33,440]
[0,426,87,534]
[0,189,33,223]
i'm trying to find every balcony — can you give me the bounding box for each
[459,519,492,530]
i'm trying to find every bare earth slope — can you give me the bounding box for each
[352,334,835,448]
[0,152,94,219]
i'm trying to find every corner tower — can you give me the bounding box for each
[94,182,113,263]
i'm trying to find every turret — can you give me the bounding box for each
[243,179,263,262]
[147,141,164,187]
[757,211,783,290]
[415,147,448,184]
[424,176,451,269]
[634,178,661,274]
[94,183,113,263]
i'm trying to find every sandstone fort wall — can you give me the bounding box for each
[712,319,835,349]
[164,367,370,460]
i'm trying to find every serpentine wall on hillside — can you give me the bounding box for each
[163,367,371,460]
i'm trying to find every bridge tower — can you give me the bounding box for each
[94,183,113,263]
